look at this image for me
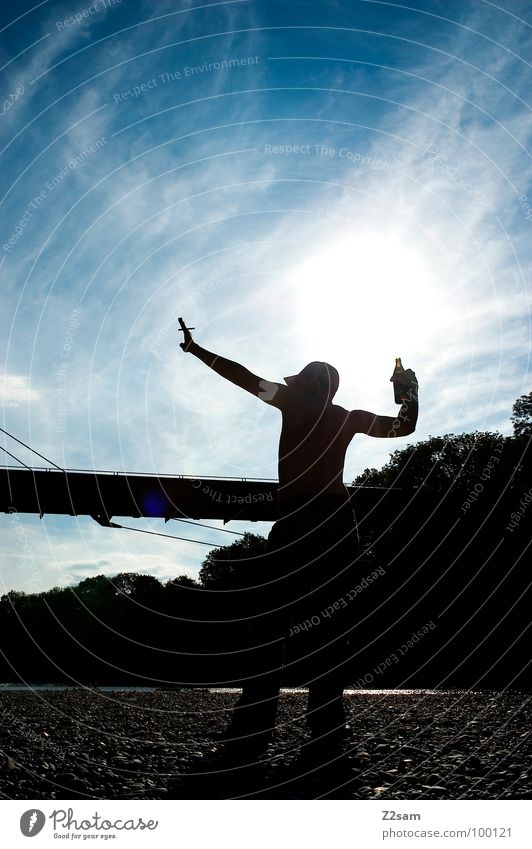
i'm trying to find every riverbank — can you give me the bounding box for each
[0,689,530,799]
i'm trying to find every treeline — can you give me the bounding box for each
[0,395,530,689]
[347,392,532,689]
[0,563,261,687]
[348,429,531,689]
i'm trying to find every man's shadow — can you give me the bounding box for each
[168,733,363,799]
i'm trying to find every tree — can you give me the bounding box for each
[199,532,266,588]
[353,431,509,493]
[511,392,532,437]
[165,575,200,589]
[111,572,163,605]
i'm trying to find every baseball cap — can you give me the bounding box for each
[284,361,339,396]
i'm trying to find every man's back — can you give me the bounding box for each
[277,391,352,502]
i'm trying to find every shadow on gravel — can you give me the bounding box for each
[168,744,365,800]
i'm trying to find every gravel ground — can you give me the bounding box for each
[0,689,530,800]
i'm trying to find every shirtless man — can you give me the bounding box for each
[179,320,418,759]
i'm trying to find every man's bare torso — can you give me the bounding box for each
[277,390,352,502]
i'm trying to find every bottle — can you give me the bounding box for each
[390,357,407,404]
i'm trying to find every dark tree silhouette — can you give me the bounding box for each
[352,431,528,492]
[199,532,266,589]
[166,575,201,589]
[511,391,532,437]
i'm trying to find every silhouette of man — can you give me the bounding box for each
[179,320,418,760]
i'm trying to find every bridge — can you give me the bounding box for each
[0,465,409,525]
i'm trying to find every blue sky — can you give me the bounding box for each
[1,0,531,593]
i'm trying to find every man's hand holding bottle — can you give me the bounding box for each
[391,357,419,404]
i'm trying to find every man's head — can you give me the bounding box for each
[284,361,340,401]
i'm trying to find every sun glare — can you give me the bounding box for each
[291,232,445,386]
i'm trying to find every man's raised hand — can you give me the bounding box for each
[178,316,195,352]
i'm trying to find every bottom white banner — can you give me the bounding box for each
[1,800,531,849]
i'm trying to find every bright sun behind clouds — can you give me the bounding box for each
[291,230,451,396]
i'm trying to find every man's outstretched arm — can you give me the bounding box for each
[178,318,286,407]
[348,370,419,438]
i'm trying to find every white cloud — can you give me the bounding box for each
[0,374,39,407]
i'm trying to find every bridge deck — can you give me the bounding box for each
[0,466,409,523]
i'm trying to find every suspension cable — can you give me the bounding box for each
[173,518,244,536]
[110,522,223,546]
[0,445,32,469]
[0,426,64,471]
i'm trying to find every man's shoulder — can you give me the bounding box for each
[331,403,351,418]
